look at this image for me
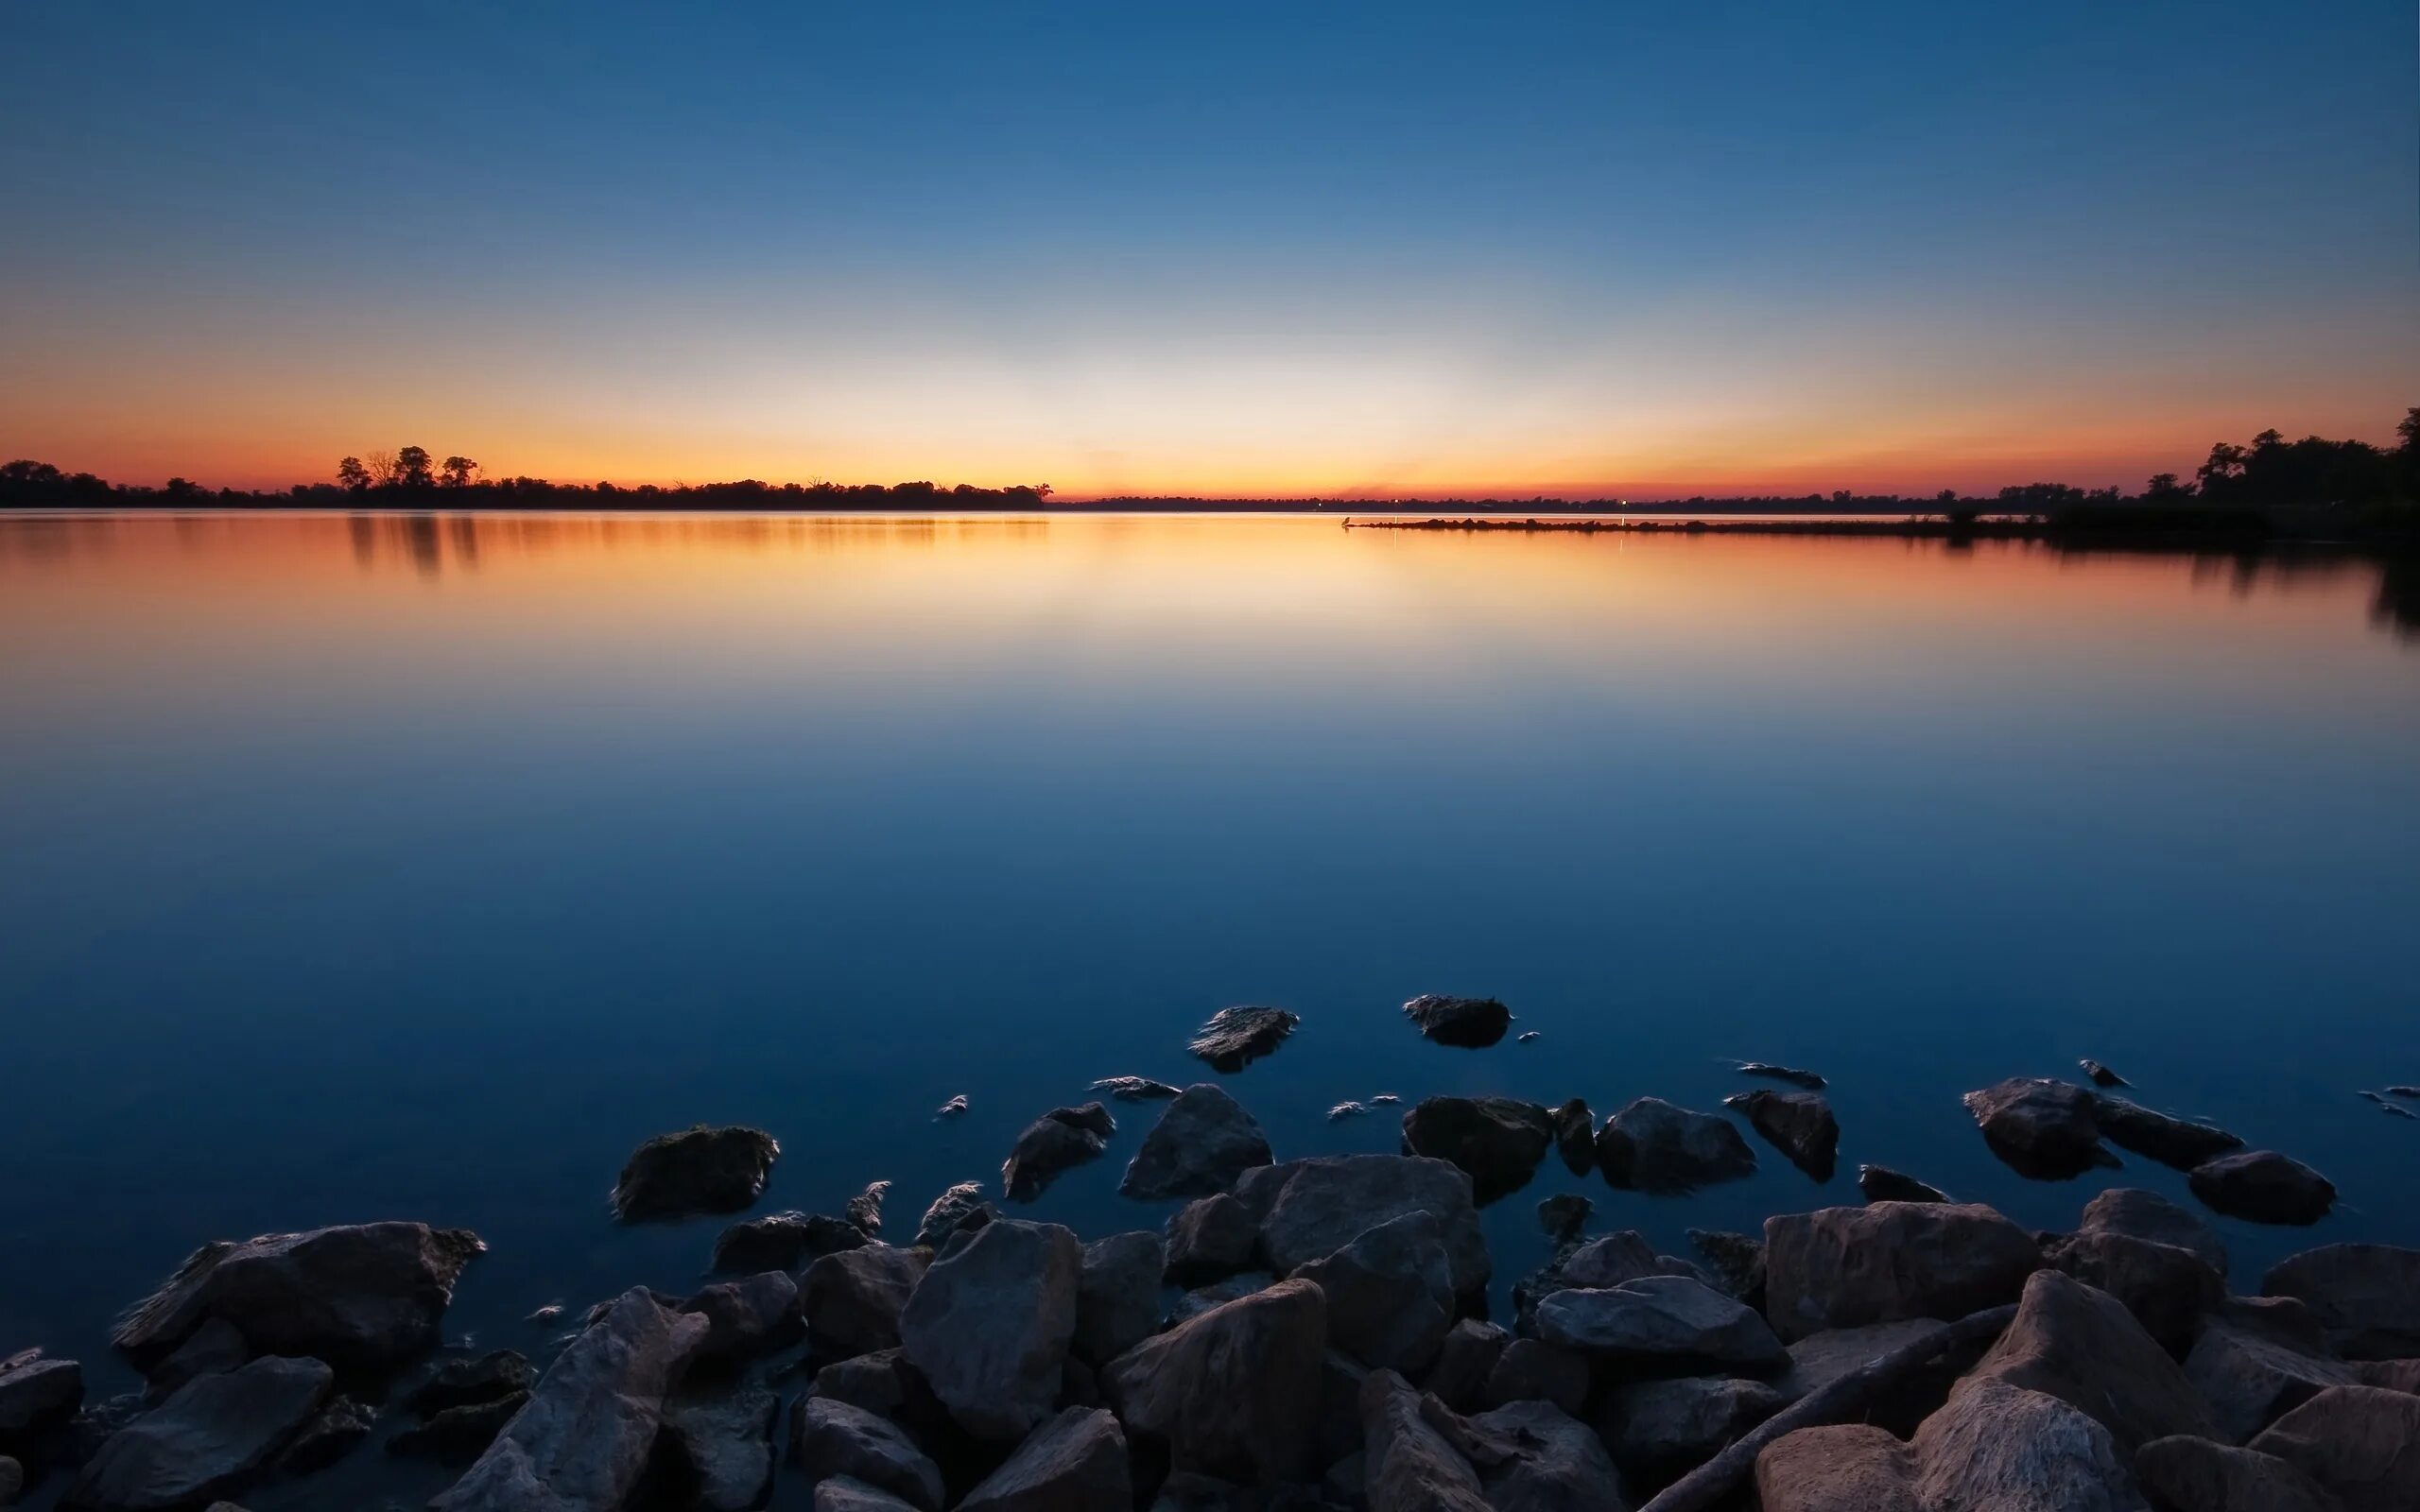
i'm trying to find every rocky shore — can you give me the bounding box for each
[3,1008,2416,1512]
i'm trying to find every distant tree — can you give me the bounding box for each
[441,455,479,488]
[365,449,399,487]
[394,446,435,488]
[336,456,372,490]
[2398,407,2420,453]
[2143,472,2193,502]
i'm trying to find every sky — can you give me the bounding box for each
[2,1,2415,499]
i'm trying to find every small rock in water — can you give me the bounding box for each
[1595,1096,1758,1194]
[1724,1089,1840,1182]
[1001,1103,1117,1202]
[1549,1097,1595,1177]
[2388,1086,2420,1099]
[524,1304,563,1326]
[1118,1083,1273,1199]
[1187,1005,1300,1072]
[1088,1076,1182,1102]
[1516,1030,1541,1043]
[2382,1103,2419,1121]
[612,1125,780,1222]
[1737,1061,1827,1090]
[846,1180,890,1235]
[1858,1163,1951,1204]
[913,1182,997,1248]
[711,1210,867,1272]
[1402,993,1512,1048]
[1370,1093,1401,1106]
[1536,1194,1591,1238]
[1328,1101,1369,1122]
[2190,1149,2337,1226]
[935,1094,970,1118]
[2081,1058,2128,1088]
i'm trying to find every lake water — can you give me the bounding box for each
[2,511,2415,1481]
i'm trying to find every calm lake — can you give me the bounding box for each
[3,511,2416,1452]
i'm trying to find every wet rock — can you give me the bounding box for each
[1235,1155,1490,1297]
[1762,1201,2038,1342]
[1534,1194,1589,1241]
[1091,1076,1182,1102]
[1119,1085,1273,1201]
[1856,1164,1948,1203]
[2081,1058,2128,1088]
[1557,1231,1662,1290]
[389,1394,527,1463]
[1399,1096,1553,1203]
[1754,1422,1920,1512]
[1910,1377,2147,1511]
[709,1211,865,1273]
[2262,1243,2420,1359]
[1964,1268,2214,1451]
[1455,1398,1627,1512]
[936,1095,970,1119]
[846,1181,890,1236]
[612,1125,779,1222]
[1164,1194,1258,1286]
[1100,1278,1328,1486]
[1737,1061,1825,1090]
[1074,1230,1165,1366]
[1188,1006,1299,1073]
[1535,1275,1785,1367]
[1723,1090,1839,1181]
[2185,1303,2356,1444]
[1772,1319,1976,1433]
[808,1349,924,1420]
[2045,1230,2223,1354]
[1685,1228,1765,1307]
[143,1320,248,1403]
[1420,1321,1507,1413]
[1167,1273,1274,1326]
[666,1385,775,1512]
[814,1478,924,1512]
[2134,1435,2341,1512]
[2093,1096,2243,1170]
[682,1271,803,1362]
[2189,1150,2336,1226]
[1369,1094,1401,1107]
[1357,1369,1487,1512]
[2080,1187,2228,1278]
[70,1356,333,1512]
[111,1221,482,1372]
[1547,1099,1593,1177]
[1962,1077,2117,1179]
[0,1349,82,1441]
[1477,1340,1587,1418]
[1328,1102,1370,1122]
[277,1394,373,1472]
[406,1350,532,1416]
[1400,995,1510,1049]
[1592,1097,1756,1194]
[1296,1213,1457,1374]
[1516,1030,1540,1043]
[900,1218,1082,1441]
[2247,1384,2420,1512]
[911,1183,996,1249]
[959,1406,1130,1512]
[1603,1375,1783,1482]
[789,1398,944,1512]
[1003,1104,1117,1203]
[802,1245,929,1359]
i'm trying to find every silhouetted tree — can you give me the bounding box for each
[336,456,372,490]
[393,446,435,489]
[441,455,479,488]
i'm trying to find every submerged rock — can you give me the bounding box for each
[802,1245,929,1359]
[959,1406,1130,1512]
[1535,1194,1590,1241]
[1100,1278,1328,1486]
[1724,1089,1840,1182]
[1535,1274,1785,1367]
[2081,1058,2129,1088]
[1074,1231,1165,1366]
[611,1125,779,1222]
[2189,1150,2336,1226]
[1001,1103,1116,1202]
[936,1095,970,1119]
[1856,1164,1948,1203]
[1187,1005,1299,1073]
[1963,1268,2215,1452]
[2262,1243,2420,1359]
[1762,1201,2039,1342]
[667,1385,777,1512]
[1962,1078,2116,1179]
[1593,1097,1756,1194]
[789,1398,944,1512]
[1738,1061,1826,1090]
[1547,1098,1594,1177]
[1295,1212,1457,1375]
[710,1210,866,1273]
[1090,1076,1182,1102]
[911,1182,995,1249]
[2079,1187,2227,1277]
[70,1357,332,1512]
[1516,1030,1541,1043]
[1399,1096,1553,1203]
[1118,1084,1272,1200]
[2093,1095,2243,1170]
[1235,1154,1490,1297]
[900,1218,1082,1442]
[1400,994,1511,1049]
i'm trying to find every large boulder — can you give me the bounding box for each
[430,1288,708,1512]
[111,1222,482,1371]
[1073,1231,1165,1366]
[2188,1150,2336,1225]
[2185,1300,2356,1443]
[1400,995,1511,1049]
[1234,1155,1490,1297]
[1963,1269,2215,1452]
[2044,1231,2223,1354]
[611,1125,778,1221]
[1761,1202,2039,1342]
[1686,1228,1766,1306]
[959,1407,1130,1512]
[1421,1320,1509,1413]
[1357,1369,1489,1512]
[0,1350,82,1442]
[69,1357,331,1512]
[710,1211,866,1273]
[2262,1244,2420,1359]
[666,1385,777,1512]
[1962,1078,2115,1179]
[389,1395,527,1464]
[1098,1278,1327,1486]
[1910,1378,2148,1510]
[1187,1005,1298,1073]
[1722,1091,1839,1182]
[1451,1398,1628,1512]
[2134,1435,2342,1512]
[802,1246,929,1359]
[2247,1384,2420,1512]
[1601,1375,1783,1482]
[1478,1341,1588,1418]
[2079,1188,2227,1278]
[788,1398,944,1512]
[406,1351,533,1416]
[1163,1194,1257,1286]
[1118,1086,1272,1201]
[681,1272,802,1363]
[1534,1275,1785,1367]
[2091,1097,2242,1170]
[1593,1098,1755,1194]
[1399,1097,1553,1204]
[1772,1319,1978,1434]
[1754,1423,1921,1512]
[1002,1105,1116,1203]
[899,1218,1082,1442]
[1296,1213,1457,1375]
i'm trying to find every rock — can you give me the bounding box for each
[1167,1274,1275,1326]
[0,1455,18,1508]
[2081,1058,2129,1088]
[2185,1305,2356,1444]
[1723,1090,1839,1181]
[1164,1194,1258,1285]
[1592,1097,1756,1194]
[2093,1096,2243,1170]
[2262,1244,2420,1359]
[667,1385,776,1512]
[709,1211,866,1273]
[1517,1030,1541,1043]
[1754,1423,1920,1512]
[1144,1472,1258,1510]
[2045,1231,2223,1354]
[1370,1094,1401,1106]
[1322,1452,1365,1506]
[899,1218,1081,1441]
[1318,1349,1370,1467]
[808,1349,925,1419]
[1329,1102,1370,1122]
[1547,1100,1593,1177]
[959,1406,1130,1512]
[1003,1104,1117,1203]
[1295,1213,1456,1375]
[277,1394,373,1472]
[2189,1150,2336,1226]
[1400,995,1511,1049]
[1119,1085,1273,1200]
[0,1349,82,1440]
[1857,1164,1948,1203]
[815,1478,924,1512]
[1357,1369,1489,1512]
[937,1095,970,1119]
[1099,1278,1328,1486]
[1772,1319,1976,1433]
[1399,1096,1553,1205]
[611,1125,779,1221]
[2248,1384,2420,1512]
[69,1356,332,1512]
[911,1183,995,1248]
[1762,1201,2040,1342]
[1535,1275,1785,1367]
[1965,1268,2215,1451]
[802,1246,930,1359]
[1478,1340,1587,1418]
[1911,1378,2148,1511]
[1188,1006,1300,1073]
[406,1350,533,1415]
[1074,1230,1166,1366]
[1738,1061,1826,1090]
[2354,1358,2420,1393]
[2134,1435,2341,1512]
[1092,1076,1182,1102]
[1962,1078,2116,1179]
[1603,1375,1784,1481]
[431,1287,708,1512]
[143,1320,248,1402]
[1535,1195,1590,1240]
[110,1221,482,1371]
[1456,1399,1629,1512]
[389,1394,527,1463]
[682,1271,802,1362]
[2080,1187,2228,1278]
[1685,1228,1765,1307]
[789,1398,944,1512]
[1421,1321,1508,1413]
[1235,1155,1489,1297]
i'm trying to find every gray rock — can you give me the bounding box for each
[1962,1078,2116,1179]
[1295,1213,1457,1374]
[2080,1187,2227,1277]
[2186,1303,2357,1445]
[1738,1061,1826,1090]
[1534,1195,1590,1241]
[2262,1243,2420,1359]
[1164,1194,1258,1285]
[1548,1099,1593,1176]
[430,1287,709,1512]
[667,1385,776,1512]
[710,1211,867,1273]
[70,1356,332,1512]
[1911,1377,2148,1511]
[1754,1423,1919,1512]
[1074,1230,1166,1366]
[1772,1319,1975,1435]
[802,1246,929,1359]
[1119,1086,1273,1200]
[2247,1384,2420,1512]
[1357,1369,1488,1512]
[2189,1150,2336,1226]
[1100,1278,1328,1486]
[1723,1090,1839,1182]
[2134,1435,2342,1512]
[1534,1275,1786,1367]
[406,1350,533,1415]
[2093,1096,2242,1171]
[1187,1005,1299,1073]
[1685,1228,1766,1306]
[611,1125,779,1221]
[1603,1375,1783,1480]
[959,1406,1130,1512]
[2354,1357,2420,1392]
[142,1321,248,1403]
[911,1183,995,1249]
[1761,1201,2040,1342]
[1559,1231,1664,1289]
[2045,1230,2223,1354]
[1400,995,1510,1049]
[110,1221,483,1371]
[1400,1096,1553,1203]
[278,1394,373,1471]
[1592,1097,1756,1194]
[809,1349,927,1420]
[682,1271,802,1362]
[788,1398,943,1512]
[846,1180,890,1236]
[1419,1321,1508,1413]
[899,1218,1082,1441]
[2081,1059,2128,1088]
[1456,1398,1628,1512]
[1003,1104,1116,1203]
[1856,1165,1949,1203]
[1235,1155,1489,1297]
[1963,1268,2215,1452]
[0,1349,82,1439]
[1478,1340,1587,1418]
[388,1394,527,1464]
[1090,1076,1182,1102]
[813,1477,925,1512]
[1167,1273,1275,1326]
